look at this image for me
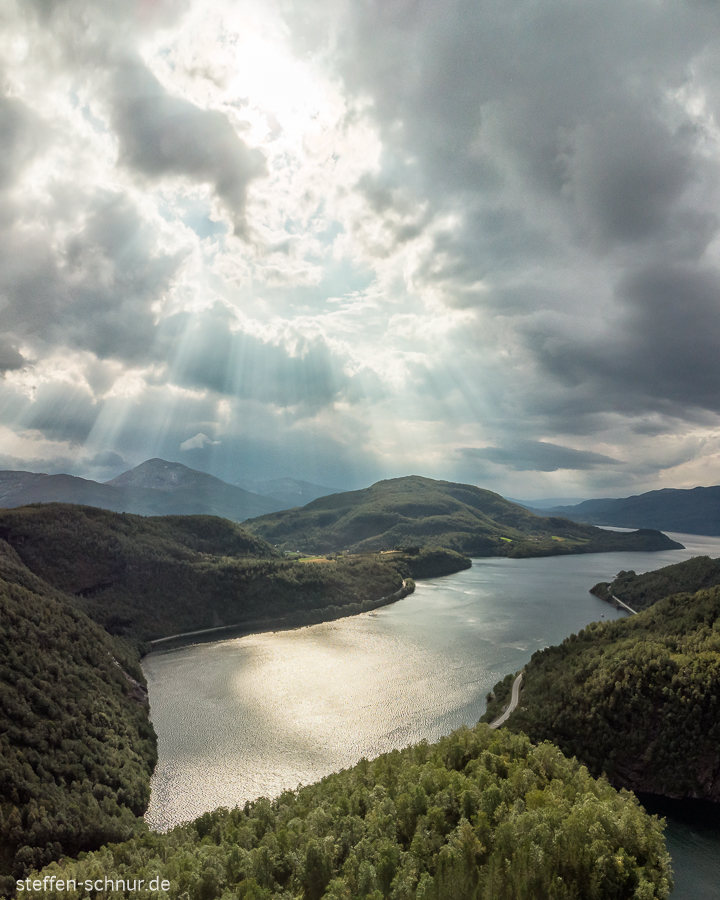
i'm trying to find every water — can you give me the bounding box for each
[143,531,720,894]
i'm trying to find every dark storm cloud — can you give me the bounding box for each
[565,108,694,246]
[529,264,720,421]
[297,0,720,452]
[0,191,180,362]
[110,58,266,235]
[460,441,620,473]
[0,339,26,374]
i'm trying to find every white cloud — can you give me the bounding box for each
[180,432,220,450]
[2,0,720,496]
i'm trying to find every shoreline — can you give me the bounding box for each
[589,584,637,615]
[145,578,415,654]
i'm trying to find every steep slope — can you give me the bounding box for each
[546,485,720,535]
[244,475,684,556]
[0,541,156,885]
[0,504,467,645]
[0,461,282,522]
[484,582,720,802]
[29,726,672,900]
[106,458,282,518]
[591,555,720,613]
[241,476,340,507]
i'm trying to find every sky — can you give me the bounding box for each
[2,0,720,499]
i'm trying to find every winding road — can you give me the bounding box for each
[489,671,524,729]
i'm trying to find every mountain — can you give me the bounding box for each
[106,457,283,518]
[243,474,683,556]
[0,503,469,644]
[0,459,283,521]
[29,726,671,900]
[485,577,720,802]
[0,538,156,883]
[590,555,720,613]
[240,476,339,507]
[544,485,720,535]
[506,496,586,509]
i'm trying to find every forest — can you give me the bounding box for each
[483,579,720,801]
[0,541,156,889]
[0,505,469,647]
[20,726,671,900]
[591,555,720,612]
[243,475,683,557]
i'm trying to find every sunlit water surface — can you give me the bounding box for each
[143,531,720,896]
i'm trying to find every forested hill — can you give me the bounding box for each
[485,583,720,802]
[0,504,470,645]
[0,540,156,887]
[27,726,672,900]
[542,485,720,535]
[591,555,720,613]
[0,504,471,888]
[244,474,683,556]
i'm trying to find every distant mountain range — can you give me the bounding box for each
[243,475,682,556]
[0,459,337,522]
[536,485,720,536]
[239,476,340,507]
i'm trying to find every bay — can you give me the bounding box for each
[143,531,720,895]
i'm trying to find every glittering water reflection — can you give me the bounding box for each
[144,532,720,839]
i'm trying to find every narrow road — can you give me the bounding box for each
[149,580,413,646]
[489,671,524,729]
[611,594,638,615]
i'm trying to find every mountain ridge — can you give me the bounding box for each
[542,485,720,535]
[244,473,683,556]
[0,460,283,521]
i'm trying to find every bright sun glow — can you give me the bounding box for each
[227,35,327,141]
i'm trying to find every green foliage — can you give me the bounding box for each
[25,726,671,900]
[500,584,720,801]
[0,505,469,645]
[592,555,720,613]
[480,673,516,724]
[0,548,155,883]
[0,504,470,891]
[243,476,683,557]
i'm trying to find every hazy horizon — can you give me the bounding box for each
[2,1,720,499]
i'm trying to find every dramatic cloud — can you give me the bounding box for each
[110,58,266,235]
[460,442,621,473]
[2,0,720,498]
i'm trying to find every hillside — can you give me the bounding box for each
[591,555,720,613]
[0,504,471,887]
[240,476,340,507]
[0,542,156,886]
[0,460,282,522]
[543,485,720,535]
[0,504,469,645]
[243,475,684,556]
[483,582,720,802]
[25,726,671,900]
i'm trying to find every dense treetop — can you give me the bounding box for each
[0,505,468,645]
[244,475,682,557]
[484,581,720,802]
[591,555,720,612]
[25,725,671,900]
[0,545,156,889]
